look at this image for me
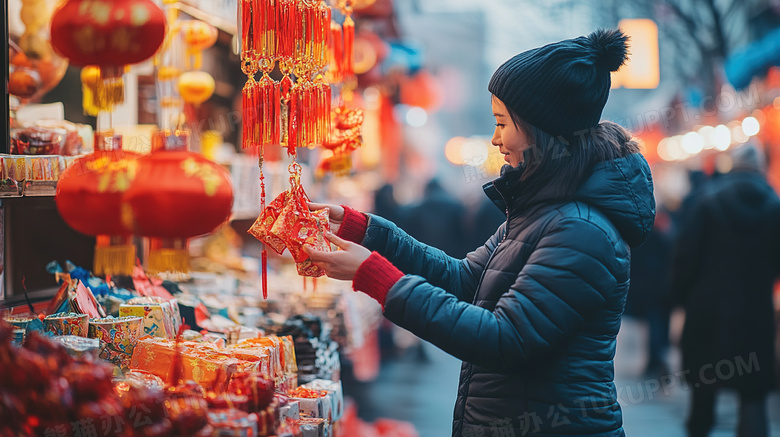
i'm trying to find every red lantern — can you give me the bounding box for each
[50,0,166,66]
[50,0,167,112]
[124,130,233,278]
[56,132,141,276]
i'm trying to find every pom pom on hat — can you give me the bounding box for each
[488,28,630,137]
[586,28,630,72]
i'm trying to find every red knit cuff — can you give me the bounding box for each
[337,205,368,244]
[353,252,403,308]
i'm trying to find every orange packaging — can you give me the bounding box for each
[280,335,298,374]
[130,337,177,381]
[226,347,272,376]
[182,353,239,388]
[236,337,284,382]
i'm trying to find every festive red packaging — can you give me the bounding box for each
[269,186,316,263]
[296,208,331,277]
[248,190,289,254]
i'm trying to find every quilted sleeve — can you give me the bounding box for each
[361,214,504,303]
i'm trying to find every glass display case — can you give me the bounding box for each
[1,2,95,308]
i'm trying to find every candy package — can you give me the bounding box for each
[24,154,64,196]
[53,335,102,359]
[88,316,143,370]
[43,312,88,337]
[0,155,25,197]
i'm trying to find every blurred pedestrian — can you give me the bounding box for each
[308,29,655,436]
[373,183,406,227]
[625,205,674,377]
[405,178,467,258]
[672,144,780,437]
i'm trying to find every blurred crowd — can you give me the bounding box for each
[635,143,780,437]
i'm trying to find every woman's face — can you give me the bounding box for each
[491,97,531,168]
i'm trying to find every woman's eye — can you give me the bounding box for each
[495,123,504,127]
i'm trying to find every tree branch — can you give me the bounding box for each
[659,0,709,53]
[703,0,728,57]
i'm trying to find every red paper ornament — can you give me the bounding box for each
[56,131,140,276]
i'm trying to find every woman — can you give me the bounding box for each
[306,29,655,437]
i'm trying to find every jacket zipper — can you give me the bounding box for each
[459,189,510,434]
[471,188,510,305]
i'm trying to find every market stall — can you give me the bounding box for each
[1,0,420,435]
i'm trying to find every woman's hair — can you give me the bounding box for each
[503,99,641,204]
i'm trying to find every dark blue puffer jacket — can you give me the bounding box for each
[359,153,655,436]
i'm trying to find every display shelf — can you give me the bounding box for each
[0,196,95,308]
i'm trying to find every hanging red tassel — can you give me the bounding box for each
[321,4,331,69]
[242,77,260,148]
[258,73,271,147]
[272,79,281,145]
[263,0,278,60]
[294,1,306,66]
[330,21,343,81]
[304,85,313,148]
[276,0,292,61]
[343,11,354,77]
[321,80,332,144]
[241,0,255,56]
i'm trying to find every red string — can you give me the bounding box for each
[261,250,268,300]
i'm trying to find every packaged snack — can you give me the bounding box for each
[207,409,259,436]
[302,379,343,422]
[119,297,178,339]
[12,328,25,344]
[87,316,143,370]
[288,387,331,422]
[130,337,179,381]
[292,417,328,437]
[24,154,64,196]
[52,335,102,359]
[43,312,88,337]
[11,125,65,155]
[0,155,26,197]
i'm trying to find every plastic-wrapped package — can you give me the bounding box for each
[52,335,102,359]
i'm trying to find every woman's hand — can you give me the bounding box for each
[308,203,345,235]
[304,232,370,281]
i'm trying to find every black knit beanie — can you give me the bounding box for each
[488,29,630,138]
